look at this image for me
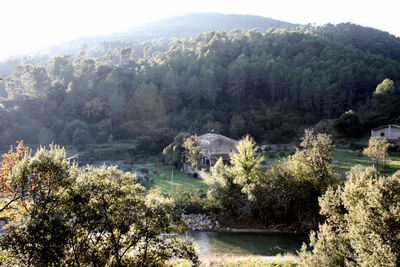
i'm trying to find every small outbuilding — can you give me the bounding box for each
[371,124,400,140]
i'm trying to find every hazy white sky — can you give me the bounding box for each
[1,0,399,59]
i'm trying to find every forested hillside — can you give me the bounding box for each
[36,13,298,57]
[1,22,400,151]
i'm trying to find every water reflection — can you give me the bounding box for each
[186,231,308,256]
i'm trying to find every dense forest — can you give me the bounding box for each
[1,20,400,151]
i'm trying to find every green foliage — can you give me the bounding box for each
[261,129,335,224]
[163,132,191,169]
[229,114,247,139]
[208,130,335,225]
[332,149,400,175]
[207,158,249,217]
[131,164,209,194]
[0,145,75,266]
[293,129,335,192]
[2,24,400,149]
[263,159,319,223]
[299,166,400,266]
[0,146,199,266]
[124,83,169,136]
[182,135,201,168]
[81,97,109,122]
[335,110,361,138]
[373,78,400,124]
[72,128,91,151]
[230,136,263,201]
[171,191,207,214]
[363,136,390,168]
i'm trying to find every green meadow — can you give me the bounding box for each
[131,163,209,193]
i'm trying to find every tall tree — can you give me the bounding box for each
[182,135,201,169]
[363,136,390,169]
[230,136,263,201]
[124,83,168,136]
[293,129,335,192]
[373,78,399,124]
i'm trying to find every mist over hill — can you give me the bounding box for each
[37,13,299,57]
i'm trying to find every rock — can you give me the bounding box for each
[181,213,220,231]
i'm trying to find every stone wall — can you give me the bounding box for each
[182,164,210,180]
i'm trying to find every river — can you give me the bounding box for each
[186,231,308,256]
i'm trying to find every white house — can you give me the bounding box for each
[371,124,400,140]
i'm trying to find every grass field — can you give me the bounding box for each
[131,164,209,193]
[261,148,400,176]
[332,150,400,175]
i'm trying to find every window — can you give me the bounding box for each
[381,132,385,137]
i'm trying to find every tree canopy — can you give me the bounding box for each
[0,146,198,266]
[299,166,400,266]
[0,24,400,149]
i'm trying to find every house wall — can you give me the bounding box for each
[182,164,210,180]
[372,127,400,140]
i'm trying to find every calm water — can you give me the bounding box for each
[186,231,308,256]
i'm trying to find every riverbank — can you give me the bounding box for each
[199,254,298,267]
[167,254,298,266]
[182,214,313,234]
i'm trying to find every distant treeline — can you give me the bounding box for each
[1,23,400,150]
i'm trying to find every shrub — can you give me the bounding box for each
[72,128,90,151]
[95,131,108,143]
[0,148,199,266]
[299,166,400,266]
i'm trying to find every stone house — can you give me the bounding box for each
[197,133,238,168]
[182,133,238,178]
[371,124,400,140]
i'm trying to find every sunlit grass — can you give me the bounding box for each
[332,150,400,176]
[131,164,209,193]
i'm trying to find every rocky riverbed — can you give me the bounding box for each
[181,214,221,231]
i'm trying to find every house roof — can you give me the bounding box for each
[198,133,238,156]
[372,124,400,131]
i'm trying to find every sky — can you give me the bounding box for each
[1,0,399,60]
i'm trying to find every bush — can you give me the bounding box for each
[171,191,207,214]
[51,119,66,139]
[267,151,276,158]
[95,131,109,144]
[112,123,134,140]
[72,128,90,151]
[135,171,150,187]
[135,136,158,154]
[60,119,89,144]
[299,166,400,266]
[0,149,199,266]
[349,142,366,151]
